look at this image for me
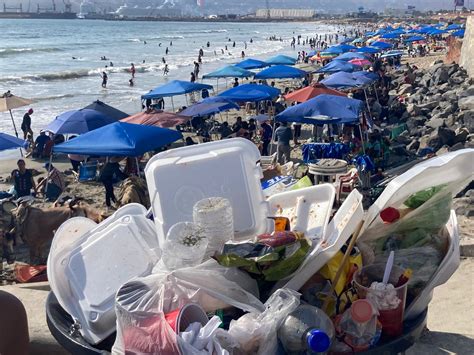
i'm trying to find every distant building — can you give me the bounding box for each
[255,9,316,19]
[383,6,416,18]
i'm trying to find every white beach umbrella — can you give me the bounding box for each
[0,92,35,138]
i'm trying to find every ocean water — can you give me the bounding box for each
[0,19,338,137]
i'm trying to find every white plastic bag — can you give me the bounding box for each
[112,260,263,354]
[228,288,301,355]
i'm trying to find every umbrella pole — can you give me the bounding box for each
[43,154,53,201]
[358,123,366,154]
[171,97,175,112]
[135,157,140,176]
[9,110,20,138]
[363,89,372,115]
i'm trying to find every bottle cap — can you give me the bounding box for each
[306,329,331,353]
[351,299,374,323]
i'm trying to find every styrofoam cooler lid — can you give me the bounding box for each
[48,204,160,345]
[145,138,272,245]
[360,149,474,235]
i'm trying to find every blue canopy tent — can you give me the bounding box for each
[357,46,380,54]
[316,60,358,74]
[427,28,447,35]
[371,41,393,49]
[452,29,465,38]
[335,44,358,52]
[235,58,269,69]
[202,65,254,79]
[53,122,182,157]
[265,55,297,66]
[254,65,307,79]
[404,35,426,42]
[333,52,368,61]
[0,132,27,152]
[322,46,345,55]
[320,72,361,89]
[417,26,436,34]
[352,71,379,85]
[275,94,363,125]
[142,80,213,110]
[179,98,239,117]
[44,108,119,135]
[83,100,129,120]
[380,32,401,39]
[446,24,463,31]
[218,83,280,102]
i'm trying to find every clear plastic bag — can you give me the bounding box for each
[227,288,300,355]
[112,260,264,354]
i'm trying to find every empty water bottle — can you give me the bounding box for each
[193,197,234,258]
[278,304,335,354]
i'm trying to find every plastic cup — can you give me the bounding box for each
[353,264,408,338]
[165,303,209,333]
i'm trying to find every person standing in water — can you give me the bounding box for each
[165,47,169,55]
[163,64,169,76]
[21,108,34,140]
[241,51,245,58]
[130,63,136,78]
[101,72,108,88]
[190,72,196,83]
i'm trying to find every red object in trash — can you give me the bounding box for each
[165,303,209,333]
[14,264,48,283]
[380,207,400,224]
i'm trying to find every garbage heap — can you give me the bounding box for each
[47,139,473,354]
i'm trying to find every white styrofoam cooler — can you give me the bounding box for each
[145,138,272,246]
[48,204,160,345]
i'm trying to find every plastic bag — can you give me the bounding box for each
[228,288,300,355]
[112,260,264,354]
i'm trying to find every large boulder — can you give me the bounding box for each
[426,117,445,129]
[432,66,450,85]
[398,84,413,95]
[459,96,474,111]
[406,103,421,116]
[454,128,470,144]
[457,110,474,131]
[437,127,456,146]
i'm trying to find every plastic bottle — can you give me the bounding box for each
[278,304,335,354]
[336,299,381,351]
[193,197,234,258]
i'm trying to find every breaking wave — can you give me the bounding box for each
[0,47,61,57]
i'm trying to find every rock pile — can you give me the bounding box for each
[388,61,473,156]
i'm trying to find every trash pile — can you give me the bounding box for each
[47,139,473,354]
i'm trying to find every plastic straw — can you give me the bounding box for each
[382,251,395,285]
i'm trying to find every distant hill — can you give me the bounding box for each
[1,0,460,15]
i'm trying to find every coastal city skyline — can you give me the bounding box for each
[1,0,469,16]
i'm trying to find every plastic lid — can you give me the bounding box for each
[306,329,331,353]
[380,207,400,223]
[351,299,374,323]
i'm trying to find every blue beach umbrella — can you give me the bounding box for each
[0,133,28,152]
[352,71,379,85]
[142,80,213,99]
[265,55,297,66]
[202,65,254,79]
[322,46,345,55]
[254,65,307,79]
[320,71,377,89]
[333,52,368,61]
[218,83,280,102]
[404,35,426,42]
[380,32,401,39]
[179,98,239,117]
[446,24,463,31]
[276,94,363,124]
[44,109,118,135]
[316,60,358,74]
[380,50,405,58]
[357,46,380,54]
[235,58,269,69]
[427,28,447,35]
[371,41,393,49]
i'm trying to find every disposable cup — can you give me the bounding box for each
[353,264,407,338]
[165,303,209,333]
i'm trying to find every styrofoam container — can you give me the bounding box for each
[360,149,474,236]
[48,204,160,345]
[274,189,364,292]
[145,138,272,245]
[404,210,460,320]
[267,184,335,242]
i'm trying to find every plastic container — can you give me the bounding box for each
[277,189,364,293]
[162,222,208,271]
[165,303,209,334]
[278,304,335,354]
[48,204,160,345]
[354,264,408,338]
[267,184,335,242]
[337,299,381,351]
[193,197,234,257]
[145,138,272,246]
